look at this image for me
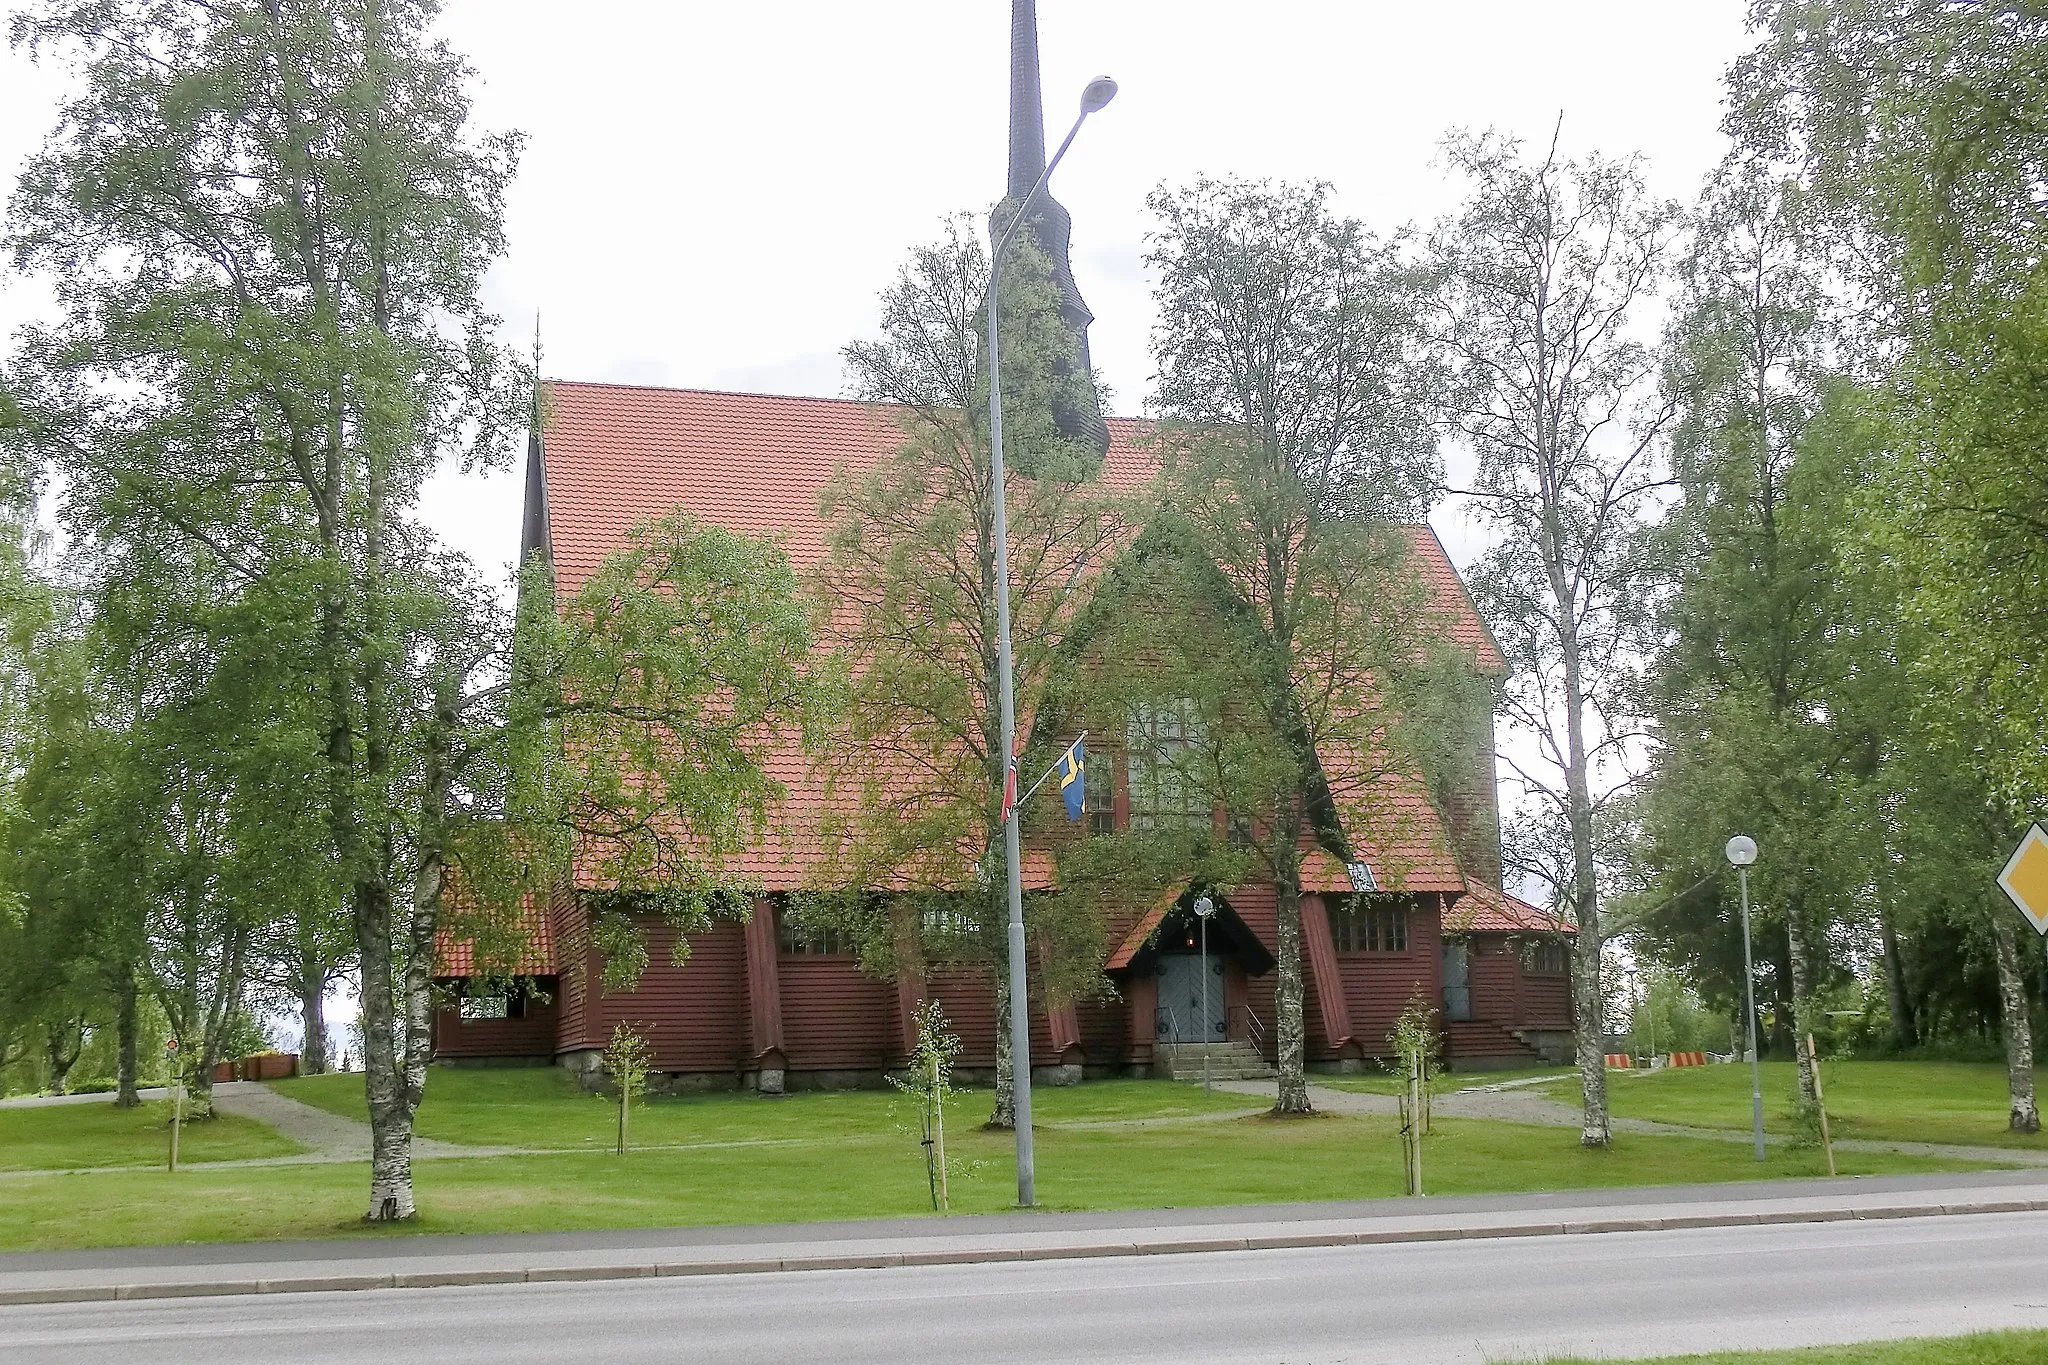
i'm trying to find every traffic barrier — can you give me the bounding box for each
[1666,1051,1708,1068]
[1603,1053,1633,1069]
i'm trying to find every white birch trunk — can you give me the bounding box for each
[1992,914,2039,1133]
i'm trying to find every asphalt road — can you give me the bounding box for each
[5,1211,2047,1364]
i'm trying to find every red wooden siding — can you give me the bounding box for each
[591,919,748,1072]
[550,891,593,1054]
[1300,895,1354,1051]
[433,992,558,1058]
[1465,933,1573,1031]
[743,899,784,1061]
[928,965,1000,1069]
[1332,896,1440,1057]
[779,954,898,1070]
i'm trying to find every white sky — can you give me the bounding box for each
[2,0,1753,581]
[0,1,1756,1037]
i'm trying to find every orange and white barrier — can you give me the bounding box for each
[1666,1051,1708,1068]
[1604,1053,1633,1069]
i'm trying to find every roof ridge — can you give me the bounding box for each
[544,377,1146,425]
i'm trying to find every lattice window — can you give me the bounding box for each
[1126,702,1209,831]
[1522,940,1570,975]
[1328,898,1408,953]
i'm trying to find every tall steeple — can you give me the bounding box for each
[998,0,1110,460]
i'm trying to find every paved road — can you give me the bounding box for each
[5,1210,2046,1364]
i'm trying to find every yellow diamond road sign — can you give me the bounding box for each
[1998,823,2048,937]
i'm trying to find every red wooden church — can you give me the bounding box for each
[431,383,1575,1084]
[433,0,1572,1085]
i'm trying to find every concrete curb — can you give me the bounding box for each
[4,1195,2044,1307]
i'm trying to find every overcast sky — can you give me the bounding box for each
[2,0,1755,582]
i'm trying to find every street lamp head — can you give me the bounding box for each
[1193,894,1215,919]
[1080,76,1119,114]
[1725,835,1758,868]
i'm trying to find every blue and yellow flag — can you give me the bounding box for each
[1057,738,1086,822]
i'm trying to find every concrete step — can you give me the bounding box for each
[1156,1043,1276,1082]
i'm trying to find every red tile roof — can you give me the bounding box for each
[539,381,1498,893]
[1447,882,1574,935]
[436,890,557,976]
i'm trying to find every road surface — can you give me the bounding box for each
[5,1210,2046,1363]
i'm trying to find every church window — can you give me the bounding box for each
[1329,898,1408,953]
[1084,753,1115,835]
[1126,702,1209,831]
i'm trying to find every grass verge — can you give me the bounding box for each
[0,1099,305,1172]
[1540,1328,2048,1363]
[0,1084,2011,1252]
[1541,1061,2048,1151]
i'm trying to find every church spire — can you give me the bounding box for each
[1007,0,1047,198]
[997,0,1110,460]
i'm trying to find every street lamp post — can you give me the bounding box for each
[1194,895,1216,1095]
[1725,834,1765,1162]
[987,74,1117,1210]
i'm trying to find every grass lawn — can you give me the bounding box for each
[271,1069,1262,1150]
[1315,1065,1574,1096]
[1542,1061,2048,1150]
[0,1072,2013,1251]
[1542,1329,2048,1363]
[0,1099,305,1172]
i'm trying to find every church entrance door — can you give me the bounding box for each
[1156,953,1226,1044]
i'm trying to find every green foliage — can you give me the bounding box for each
[602,1022,655,1156]
[890,999,969,1210]
[811,218,1122,1096]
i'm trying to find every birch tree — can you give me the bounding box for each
[1144,178,1444,1114]
[1431,130,1678,1145]
[8,0,822,1218]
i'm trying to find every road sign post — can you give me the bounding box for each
[1998,824,2048,937]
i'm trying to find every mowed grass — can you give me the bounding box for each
[271,1068,1262,1150]
[0,1098,305,1172]
[1541,1329,2048,1363]
[1315,1065,1575,1096]
[0,1072,2011,1251]
[1542,1061,2048,1150]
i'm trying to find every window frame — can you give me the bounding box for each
[1327,896,1410,954]
[1126,701,1211,832]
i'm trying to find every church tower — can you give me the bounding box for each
[998,0,1111,460]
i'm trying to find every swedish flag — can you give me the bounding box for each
[1058,737,1086,822]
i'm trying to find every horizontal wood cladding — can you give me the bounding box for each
[1075,993,1126,1060]
[433,994,558,1058]
[929,966,999,1068]
[550,890,593,1053]
[592,919,748,1073]
[1329,896,1441,1057]
[1520,972,1572,1029]
[1465,933,1573,1031]
[779,956,898,1070]
[1468,937,1520,1026]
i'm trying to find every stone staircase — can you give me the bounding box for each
[1154,1041,1277,1082]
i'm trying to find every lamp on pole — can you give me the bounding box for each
[1725,834,1766,1162]
[987,74,1117,1210]
[1194,894,1216,1095]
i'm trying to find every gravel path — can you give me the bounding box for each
[1212,1078,2048,1167]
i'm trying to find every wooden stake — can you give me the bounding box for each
[1807,1033,1835,1177]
